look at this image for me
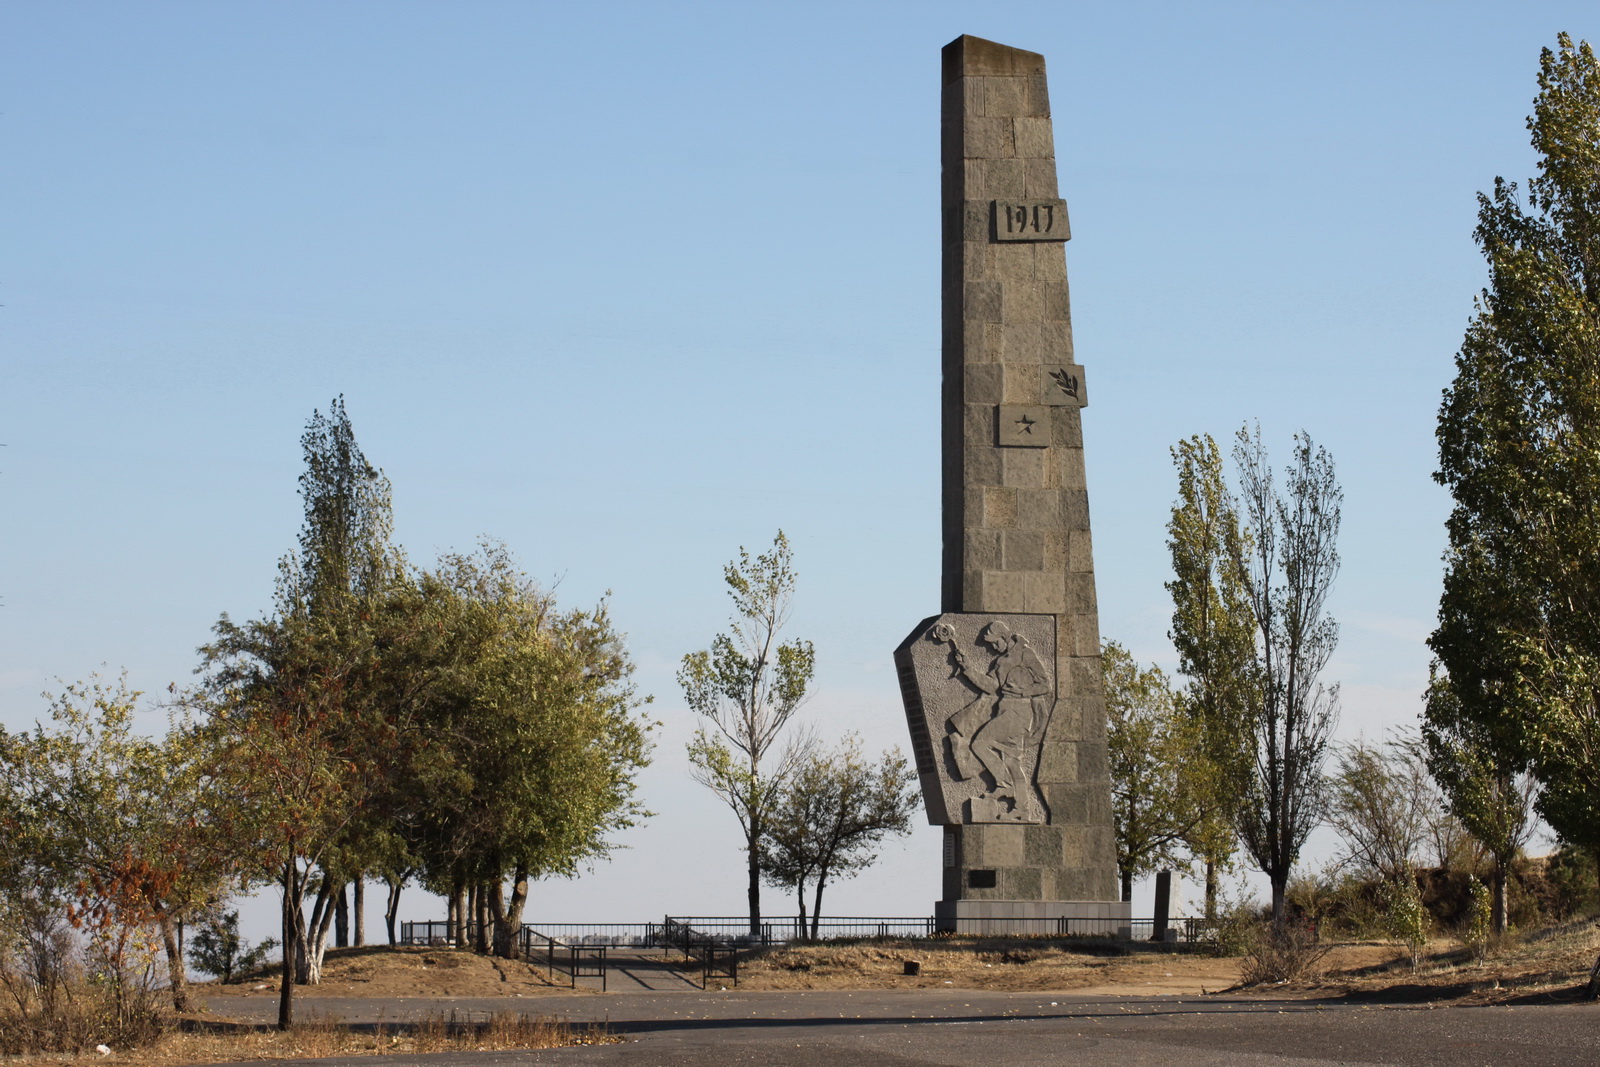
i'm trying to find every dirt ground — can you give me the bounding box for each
[201,940,1247,999]
[1295,918,1600,1004]
[199,920,1600,1003]
[736,940,1242,995]
[200,945,587,1000]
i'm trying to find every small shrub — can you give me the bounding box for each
[1382,876,1428,971]
[1237,921,1330,986]
[0,909,165,1055]
[1212,889,1266,957]
[1461,877,1493,962]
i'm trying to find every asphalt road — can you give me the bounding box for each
[200,989,1600,1066]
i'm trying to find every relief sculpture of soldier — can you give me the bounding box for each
[928,621,1054,822]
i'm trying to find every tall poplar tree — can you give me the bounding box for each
[200,397,401,1026]
[1232,426,1342,929]
[1166,434,1257,920]
[1430,36,1600,954]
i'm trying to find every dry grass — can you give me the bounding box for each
[1235,924,1333,986]
[0,1010,612,1066]
[202,945,585,1000]
[1300,917,1600,1003]
[740,938,1240,994]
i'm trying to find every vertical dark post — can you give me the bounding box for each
[1152,870,1172,943]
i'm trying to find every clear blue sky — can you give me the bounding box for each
[4,2,1594,936]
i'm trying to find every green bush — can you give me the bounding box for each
[187,910,279,984]
[1382,876,1428,970]
[1545,845,1599,920]
[1461,876,1492,962]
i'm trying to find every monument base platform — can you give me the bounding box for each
[934,899,1132,937]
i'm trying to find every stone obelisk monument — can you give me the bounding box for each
[895,35,1125,932]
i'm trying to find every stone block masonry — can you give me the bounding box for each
[896,34,1121,930]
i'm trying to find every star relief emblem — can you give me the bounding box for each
[1014,413,1038,435]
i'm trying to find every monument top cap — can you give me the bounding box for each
[942,35,1046,83]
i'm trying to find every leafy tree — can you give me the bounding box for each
[1102,641,1199,903]
[1166,434,1258,919]
[679,532,815,934]
[1326,733,1436,885]
[187,909,279,984]
[0,726,29,906]
[196,398,410,1026]
[1421,669,1537,933]
[286,396,406,968]
[197,638,373,1029]
[760,735,917,937]
[6,676,239,1012]
[1429,37,1600,949]
[1232,425,1342,928]
[405,544,653,959]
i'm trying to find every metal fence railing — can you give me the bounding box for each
[659,916,939,947]
[520,932,608,991]
[399,920,476,946]
[701,944,739,989]
[517,923,656,948]
[401,913,1216,958]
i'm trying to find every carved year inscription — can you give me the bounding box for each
[992,199,1071,242]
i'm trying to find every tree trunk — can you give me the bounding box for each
[474,885,491,954]
[385,876,403,946]
[157,908,190,1013]
[490,868,530,959]
[292,876,316,985]
[1205,858,1219,922]
[279,858,298,1031]
[306,881,338,983]
[299,879,329,984]
[810,876,828,941]
[1491,862,1509,935]
[453,882,468,949]
[334,884,349,949]
[795,879,808,942]
[1120,868,1133,903]
[747,846,762,938]
[353,875,365,947]
[1270,873,1287,932]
